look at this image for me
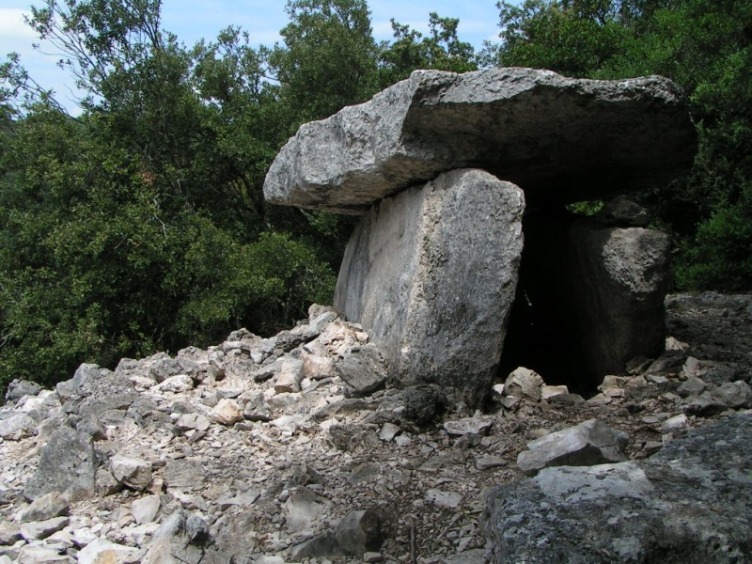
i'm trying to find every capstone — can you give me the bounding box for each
[265,67,696,213]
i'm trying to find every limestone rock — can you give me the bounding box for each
[486,413,752,563]
[516,210,671,390]
[142,510,227,564]
[504,367,545,401]
[264,68,695,213]
[110,455,153,491]
[443,416,494,437]
[23,427,96,501]
[273,357,304,394]
[335,169,524,406]
[541,385,569,401]
[682,356,740,387]
[289,534,341,560]
[475,455,507,470]
[132,494,161,525]
[163,458,205,490]
[379,422,400,442]
[0,521,21,545]
[425,489,464,509]
[175,412,211,433]
[301,351,335,380]
[19,516,69,540]
[4,379,42,405]
[646,350,686,374]
[0,413,36,440]
[55,364,140,430]
[334,343,388,397]
[517,419,628,476]
[15,545,72,563]
[1,290,749,564]
[335,508,384,556]
[77,538,141,564]
[284,487,333,533]
[155,374,194,393]
[210,398,243,425]
[572,223,671,376]
[95,468,121,496]
[684,381,752,416]
[18,491,68,523]
[677,375,707,397]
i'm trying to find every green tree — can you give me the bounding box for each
[269,0,380,123]
[378,12,477,85]
[0,0,484,393]
[488,0,752,291]
[489,0,630,75]
[0,0,338,391]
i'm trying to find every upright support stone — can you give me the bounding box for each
[334,169,525,406]
[516,210,670,390]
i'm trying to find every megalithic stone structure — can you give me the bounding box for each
[263,67,697,405]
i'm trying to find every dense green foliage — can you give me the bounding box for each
[0,0,477,390]
[487,0,752,290]
[1,0,750,392]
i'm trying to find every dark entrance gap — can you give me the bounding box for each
[497,208,603,398]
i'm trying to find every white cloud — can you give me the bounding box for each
[0,8,37,56]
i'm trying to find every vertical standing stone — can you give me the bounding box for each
[519,210,671,390]
[335,168,525,406]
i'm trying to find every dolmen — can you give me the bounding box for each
[263,67,697,406]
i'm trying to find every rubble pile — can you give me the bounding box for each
[1,293,750,563]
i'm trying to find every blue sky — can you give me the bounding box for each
[0,1,505,113]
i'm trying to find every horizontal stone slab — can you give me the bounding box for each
[264,67,696,213]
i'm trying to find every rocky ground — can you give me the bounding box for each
[1,292,751,564]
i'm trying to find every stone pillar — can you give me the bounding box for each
[334,169,525,406]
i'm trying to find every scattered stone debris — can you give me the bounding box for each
[0,294,751,563]
[486,413,752,563]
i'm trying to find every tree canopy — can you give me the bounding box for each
[487,0,752,290]
[0,0,477,391]
[1,0,750,393]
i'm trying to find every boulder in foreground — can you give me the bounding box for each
[485,413,752,563]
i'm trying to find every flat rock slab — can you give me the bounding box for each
[516,419,628,476]
[264,67,696,213]
[334,169,524,406]
[486,413,752,563]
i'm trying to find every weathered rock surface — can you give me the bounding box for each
[504,367,545,402]
[516,419,629,476]
[3,380,42,405]
[508,209,671,390]
[485,413,752,563]
[335,343,388,397]
[666,291,752,370]
[109,455,153,491]
[334,168,524,405]
[22,427,96,502]
[264,67,696,213]
[0,294,750,563]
